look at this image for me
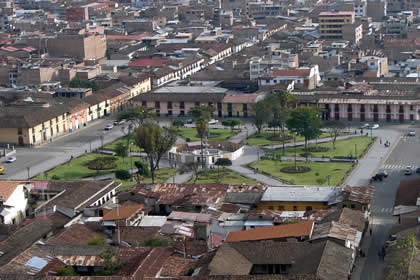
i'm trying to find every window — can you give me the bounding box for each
[306,206,313,211]
[351,204,355,209]
[167,101,172,109]
[195,102,200,106]
[142,101,147,106]
[180,101,185,109]
[278,206,285,210]
[17,128,22,135]
[293,206,298,211]
[155,101,160,109]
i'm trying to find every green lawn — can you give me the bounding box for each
[186,169,259,184]
[248,160,353,186]
[247,131,331,146]
[265,137,373,158]
[117,168,178,191]
[33,153,175,184]
[103,136,143,152]
[177,128,240,142]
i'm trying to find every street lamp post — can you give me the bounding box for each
[26,167,30,180]
[327,175,331,186]
[294,135,297,170]
[355,144,357,158]
[370,127,373,138]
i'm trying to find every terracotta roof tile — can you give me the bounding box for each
[0,181,23,202]
[225,221,314,242]
[103,204,144,221]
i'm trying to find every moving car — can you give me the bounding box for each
[404,166,413,175]
[408,130,416,136]
[377,171,388,178]
[208,119,219,125]
[0,166,4,173]
[370,124,380,130]
[360,123,370,129]
[5,156,16,163]
[371,172,387,181]
[104,124,114,130]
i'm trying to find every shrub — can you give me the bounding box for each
[142,235,174,248]
[51,175,60,180]
[87,156,118,171]
[134,161,150,176]
[115,170,131,180]
[56,266,78,276]
[87,237,107,246]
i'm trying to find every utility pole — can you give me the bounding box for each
[294,135,297,170]
[26,167,30,180]
[355,144,357,158]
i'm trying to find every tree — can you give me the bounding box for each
[269,91,297,155]
[115,169,131,181]
[133,122,177,183]
[56,266,78,276]
[172,120,184,129]
[222,118,241,132]
[252,99,272,135]
[115,143,128,163]
[88,156,117,175]
[97,248,124,276]
[189,106,215,168]
[214,158,232,182]
[69,76,98,91]
[325,120,346,149]
[180,161,200,183]
[287,107,322,160]
[117,106,156,127]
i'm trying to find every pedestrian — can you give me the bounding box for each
[369,228,372,236]
[70,155,74,160]
[380,139,382,144]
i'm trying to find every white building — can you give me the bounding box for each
[0,181,30,224]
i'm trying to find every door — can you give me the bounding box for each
[373,105,378,122]
[18,136,24,146]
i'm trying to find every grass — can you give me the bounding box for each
[248,160,353,186]
[177,128,240,142]
[247,131,331,146]
[186,168,259,184]
[103,136,143,152]
[117,168,178,191]
[33,153,176,188]
[265,136,373,158]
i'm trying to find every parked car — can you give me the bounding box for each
[5,156,16,163]
[360,123,370,129]
[208,119,219,125]
[371,174,384,181]
[416,167,420,174]
[370,124,380,130]
[377,171,388,178]
[104,124,114,130]
[408,130,416,136]
[404,166,413,175]
[183,119,193,124]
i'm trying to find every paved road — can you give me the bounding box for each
[0,118,125,180]
[352,125,420,280]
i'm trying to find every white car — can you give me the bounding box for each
[370,124,380,130]
[408,130,416,136]
[404,166,413,175]
[208,119,219,125]
[104,124,114,130]
[5,156,16,163]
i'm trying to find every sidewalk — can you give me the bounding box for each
[166,172,193,184]
[229,126,257,144]
[351,230,374,280]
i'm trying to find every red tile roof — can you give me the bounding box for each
[103,204,144,221]
[128,58,172,67]
[225,221,314,242]
[0,181,23,202]
[272,69,311,77]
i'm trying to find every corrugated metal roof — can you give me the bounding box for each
[261,186,342,202]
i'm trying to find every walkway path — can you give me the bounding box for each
[227,146,286,186]
[229,126,257,144]
[166,171,193,184]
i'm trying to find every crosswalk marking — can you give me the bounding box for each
[371,206,394,214]
[383,164,419,170]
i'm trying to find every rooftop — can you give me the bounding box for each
[261,186,342,203]
[225,221,314,242]
[103,204,144,221]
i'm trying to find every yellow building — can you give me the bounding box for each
[257,186,343,211]
[222,93,265,118]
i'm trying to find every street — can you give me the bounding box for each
[0,118,126,180]
[355,124,420,280]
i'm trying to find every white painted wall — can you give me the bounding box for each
[2,184,28,224]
